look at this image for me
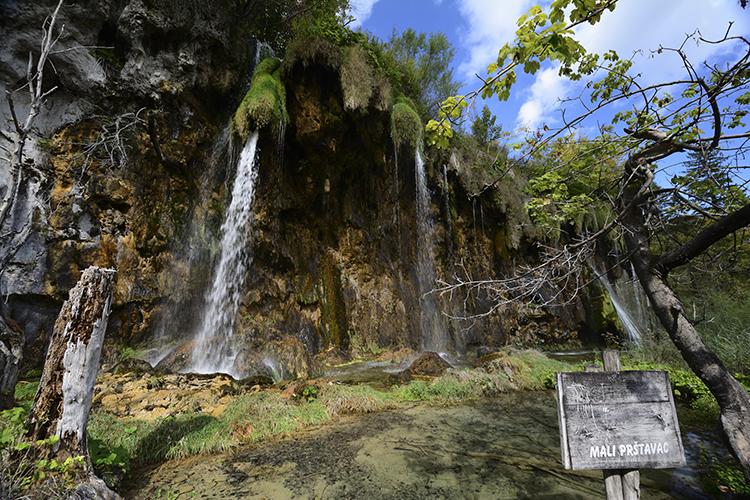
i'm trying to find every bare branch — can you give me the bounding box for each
[651,203,750,274]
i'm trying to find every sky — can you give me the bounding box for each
[348,0,750,144]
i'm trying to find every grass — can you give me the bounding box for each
[87,347,574,465]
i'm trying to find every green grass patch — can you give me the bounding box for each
[14,381,39,412]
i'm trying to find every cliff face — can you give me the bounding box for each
[0,0,599,374]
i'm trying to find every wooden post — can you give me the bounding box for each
[584,361,625,499]
[601,349,640,500]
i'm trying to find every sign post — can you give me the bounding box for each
[556,349,685,500]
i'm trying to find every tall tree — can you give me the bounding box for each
[386,28,464,119]
[471,105,503,149]
[431,0,750,480]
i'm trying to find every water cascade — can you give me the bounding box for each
[593,264,652,345]
[415,147,449,352]
[191,130,261,374]
[442,164,452,261]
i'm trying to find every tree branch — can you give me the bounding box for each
[651,203,750,274]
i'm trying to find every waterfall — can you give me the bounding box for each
[592,263,650,344]
[415,147,449,353]
[191,130,261,374]
[442,164,452,261]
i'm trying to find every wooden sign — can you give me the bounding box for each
[556,370,686,471]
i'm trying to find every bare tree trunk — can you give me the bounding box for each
[25,266,120,499]
[620,166,750,483]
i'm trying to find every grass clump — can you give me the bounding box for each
[392,348,577,405]
[341,45,374,113]
[220,392,329,444]
[232,57,288,141]
[391,96,422,152]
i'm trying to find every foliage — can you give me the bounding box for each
[425,95,467,149]
[700,447,750,497]
[14,381,39,412]
[471,105,503,149]
[520,132,624,239]
[231,57,288,141]
[1,407,85,499]
[383,28,464,119]
[89,437,129,489]
[391,97,423,152]
[682,290,750,377]
[426,0,615,147]
[242,0,353,57]
[341,45,376,112]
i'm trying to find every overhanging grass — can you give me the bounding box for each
[391,96,422,152]
[232,57,288,141]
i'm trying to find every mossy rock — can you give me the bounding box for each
[391,96,422,152]
[232,57,288,141]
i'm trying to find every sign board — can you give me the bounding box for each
[556,370,686,470]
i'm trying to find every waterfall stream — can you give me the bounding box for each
[415,147,449,353]
[191,130,261,374]
[592,263,653,345]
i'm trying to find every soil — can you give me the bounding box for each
[122,391,705,500]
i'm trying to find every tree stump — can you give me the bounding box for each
[24,267,119,498]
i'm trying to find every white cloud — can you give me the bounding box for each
[348,0,381,27]
[516,66,570,129]
[456,0,534,83]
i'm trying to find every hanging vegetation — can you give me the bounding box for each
[231,58,288,141]
[390,96,422,153]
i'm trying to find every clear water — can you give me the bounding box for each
[126,391,724,500]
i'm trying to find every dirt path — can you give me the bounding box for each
[123,391,704,500]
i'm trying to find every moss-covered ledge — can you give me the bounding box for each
[391,96,422,153]
[231,57,289,141]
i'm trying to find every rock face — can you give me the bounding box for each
[0,0,609,378]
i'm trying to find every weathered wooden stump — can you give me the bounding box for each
[25,266,120,499]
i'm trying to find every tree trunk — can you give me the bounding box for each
[25,266,120,499]
[620,170,750,483]
[0,314,24,410]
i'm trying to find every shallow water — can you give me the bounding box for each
[124,391,720,500]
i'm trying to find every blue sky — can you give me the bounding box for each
[348,0,750,185]
[350,1,750,131]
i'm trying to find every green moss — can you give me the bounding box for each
[232,58,289,141]
[391,96,422,152]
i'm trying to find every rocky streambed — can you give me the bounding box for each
[119,390,717,500]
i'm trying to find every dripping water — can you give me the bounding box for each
[442,164,452,261]
[592,263,649,345]
[192,131,261,374]
[415,146,449,353]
